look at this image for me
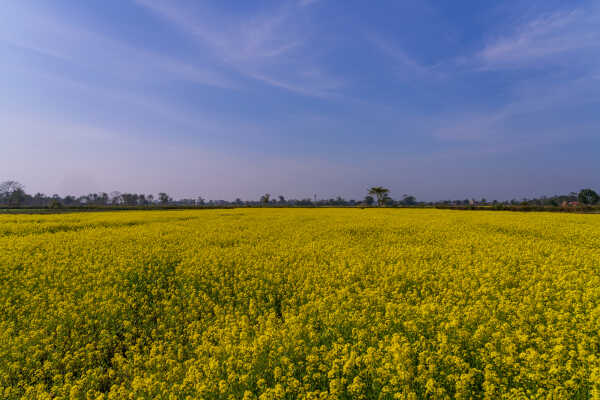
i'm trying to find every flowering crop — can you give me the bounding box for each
[1,208,600,399]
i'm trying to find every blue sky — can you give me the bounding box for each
[2,0,599,201]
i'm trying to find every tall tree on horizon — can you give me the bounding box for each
[368,186,390,207]
[0,181,26,206]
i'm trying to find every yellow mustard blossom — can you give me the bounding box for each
[1,208,600,399]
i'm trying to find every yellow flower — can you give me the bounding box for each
[1,208,599,398]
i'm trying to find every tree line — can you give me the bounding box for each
[1,180,599,209]
[0,181,415,208]
[0,181,175,208]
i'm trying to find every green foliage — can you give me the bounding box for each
[260,193,271,204]
[0,181,26,206]
[368,186,390,206]
[158,192,171,205]
[578,188,599,205]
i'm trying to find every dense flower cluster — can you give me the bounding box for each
[1,209,600,399]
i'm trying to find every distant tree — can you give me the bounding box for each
[63,195,77,206]
[110,191,122,205]
[197,196,205,205]
[11,188,26,206]
[278,195,286,204]
[0,181,26,206]
[88,193,99,204]
[0,181,24,195]
[260,193,270,204]
[578,188,599,205]
[99,193,109,205]
[121,193,139,206]
[368,186,390,207]
[158,192,171,205]
[33,193,47,207]
[364,195,375,206]
[334,196,346,206]
[297,198,313,206]
[402,195,417,206]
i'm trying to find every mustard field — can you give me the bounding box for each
[1,208,600,399]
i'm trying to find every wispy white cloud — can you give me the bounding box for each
[368,4,600,78]
[434,71,600,142]
[430,4,600,142]
[0,62,268,153]
[0,3,236,89]
[135,0,342,98]
[365,32,442,79]
[247,72,342,98]
[479,7,600,69]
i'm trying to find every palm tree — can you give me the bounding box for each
[368,186,390,207]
